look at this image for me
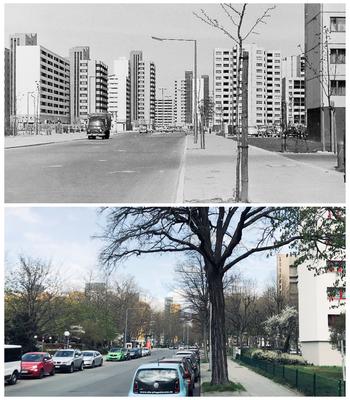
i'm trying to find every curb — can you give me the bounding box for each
[5,136,87,149]
[175,134,188,203]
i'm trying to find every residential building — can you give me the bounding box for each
[15,45,70,124]
[298,258,345,366]
[4,48,10,134]
[78,59,108,119]
[304,4,345,150]
[137,60,156,128]
[9,33,37,117]
[164,297,173,314]
[155,98,174,128]
[69,46,90,123]
[213,45,282,135]
[185,70,193,124]
[276,254,298,308]
[173,79,186,127]
[129,50,143,123]
[200,74,210,127]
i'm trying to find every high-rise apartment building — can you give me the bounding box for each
[9,33,37,117]
[69,46,90,123]
[185,71,193,124]
[137,60,156,127]
[130,50,143,122]
[304,4,345,149]
[282,55,306,125]
[78,59,108,118]
[108,57,131,132]
[173,79,186,127]
[213,45,282,134]
[15,45,70,123]
[276,254,298,307]
[200,74,210,127]
[155,98,174,127]
[4,48,11,134]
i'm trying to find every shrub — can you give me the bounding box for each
[250,349,308,365]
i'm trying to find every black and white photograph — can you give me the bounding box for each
[4,2,345,203]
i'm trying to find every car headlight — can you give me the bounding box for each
[31,366,38,370]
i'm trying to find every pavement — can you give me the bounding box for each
[182,133,345,203]
[4,131,87,149]
[200,358,302,396]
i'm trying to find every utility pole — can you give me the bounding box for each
[240,51,249,202]
[194,40,198,144]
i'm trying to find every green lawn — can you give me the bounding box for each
[286,365,343,380]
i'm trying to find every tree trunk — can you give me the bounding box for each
[208,269,229,385]
[202,319,208,361]
[283,333,291,353]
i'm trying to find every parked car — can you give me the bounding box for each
[139,125,148,134]
[52,349,84,373]
[128,363,188,396]
[141,348,151,357]
[159,358,195,396]
[5,345,22,385]
[20,352,55,379]
[82,351,103,367]
[174,352,199,382]
[129,348,142,359]
[106,348,130,361]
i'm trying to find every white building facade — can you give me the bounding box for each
[173,79,186,127]
[137,60,156,128]
[155,98,174,128]
[16,45,70,124]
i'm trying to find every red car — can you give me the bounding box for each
[21,352,55,379]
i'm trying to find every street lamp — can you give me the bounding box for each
[64,331,70,349]
[151,35,200,146]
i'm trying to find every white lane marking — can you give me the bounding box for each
[108,170,136,174]
[45,165,63,168]
[99,160,108,162]
[114,149,126,152]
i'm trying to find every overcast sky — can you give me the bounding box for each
[4,207,284,309]
[4,1,304,93]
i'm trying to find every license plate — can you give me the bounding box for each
[21,370,28,374]
[55,365,60,368]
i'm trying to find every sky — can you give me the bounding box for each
[4,207,283,309]
[4,1,304,93]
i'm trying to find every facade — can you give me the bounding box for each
[200,74,210,127]
[130,50,143,123]
[78,59,108,119]
[16,45,70,124]
[304,4,346,149]
[213,46,282,135]
[185,70,193,124]
[9,33,37,117]
[164,297,173,314]
[298,259,345,366]
[137,60,156,127]
[69,46,90,123]
[173,79,186,127]
[107,57,130,132]
[276,254,298,307]
[4,48,10,134]
[155,98,174,128]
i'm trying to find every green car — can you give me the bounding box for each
[106,348,130,361]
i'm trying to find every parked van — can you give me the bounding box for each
[4,345,22,385]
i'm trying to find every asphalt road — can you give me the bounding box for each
[5,348,202,397]
[5,132,186,203]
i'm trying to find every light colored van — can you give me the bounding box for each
[4,345,22,385]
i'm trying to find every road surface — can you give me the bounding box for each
[5,132,186,203]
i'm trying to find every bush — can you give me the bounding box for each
[250,349,308,365]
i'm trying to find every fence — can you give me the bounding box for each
[240,355,346,397]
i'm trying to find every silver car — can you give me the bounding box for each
[82,351,103,368]
[52,349,84,373]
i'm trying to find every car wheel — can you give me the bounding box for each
[38,369,44,379]
[92,361,95,368]
[50,367,55,376]
[8,371,18,385]
[69,363,74,373]
[100,359,103,366]
[79,362,84,371]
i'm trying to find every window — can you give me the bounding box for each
[327,287,346,301]
[326,260,345,273]
[331,80,346,96]
[330,17,345,32]
[330,48,346,64]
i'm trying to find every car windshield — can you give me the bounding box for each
[22,353,44,362]
[54,351,74,358]
[109,348,121,352]
[82,352,94,357]
[135,368,179,394]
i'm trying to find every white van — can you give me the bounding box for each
[4,345,22,385]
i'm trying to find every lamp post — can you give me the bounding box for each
[151,36,200,146]
[64,331,70,349]
[158,87,167,131]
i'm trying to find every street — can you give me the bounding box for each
[5,348,201,397]
[5,132,186,203]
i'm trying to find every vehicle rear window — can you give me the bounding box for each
[54,351,74,357]
[22,353,44,362]
[135,368,179,394]
[82,352,94,357]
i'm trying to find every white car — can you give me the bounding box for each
[141,348,151,357]
[5,345,22,385]
[82,350,103,367]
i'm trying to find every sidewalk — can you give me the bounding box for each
[4,131,88,149]
[182,134,345,203]
[200,359,302,396]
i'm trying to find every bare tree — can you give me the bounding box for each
[98,207,305,384]
[193,3,276,201]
